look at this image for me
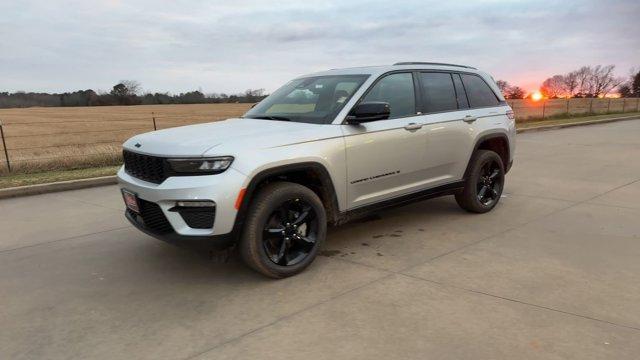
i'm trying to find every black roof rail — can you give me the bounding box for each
[393,62,477,70]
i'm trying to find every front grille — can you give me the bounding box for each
[123,150,167,184]
[178,209,215,229]
[129,198,174,234]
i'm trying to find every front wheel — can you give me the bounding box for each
[239,182,326,278]
[455,150,505,213]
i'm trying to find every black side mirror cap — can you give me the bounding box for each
[346,102,390,124]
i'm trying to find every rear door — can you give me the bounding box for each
[413,72,475,185]
[342,72,429,208]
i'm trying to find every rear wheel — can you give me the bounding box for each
[456,150,505,213]
[239,182,326,278]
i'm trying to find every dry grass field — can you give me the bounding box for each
[0,103,252,174]
[0,99,639,175]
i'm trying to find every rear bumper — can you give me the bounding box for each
[126,209,234,251]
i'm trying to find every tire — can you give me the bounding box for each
[239,181,327,278]
[455,150,505,213]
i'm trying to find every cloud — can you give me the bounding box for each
[0,0,638,93]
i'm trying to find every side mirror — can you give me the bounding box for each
[346,102,390,124]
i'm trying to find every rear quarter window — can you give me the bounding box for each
[460,74,500,108]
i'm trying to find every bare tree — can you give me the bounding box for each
[541,75,566,98]
[616,67,640,98]
[619,84,633,98]
[110,80,142,105]
[621,67,640,97]
[562,71,579,97]
[589,65,624,97]
[574,66,593,97]
[495,80,525,99]
[505,86,525,99]
[496,80,510,95]
[244,88,266,103]
[120,80,141,96]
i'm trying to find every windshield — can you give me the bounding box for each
[244,75,369,124]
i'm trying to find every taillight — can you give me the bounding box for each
[506,110,515,120]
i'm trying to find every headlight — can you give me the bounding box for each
[167,156,234,174]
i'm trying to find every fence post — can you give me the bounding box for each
[622,99,626,113]
[0,120,11,172]
[541,100,546,119]
[636,98,640,112]
[607,98,611,113]
[566,98,570,115]
[152,112,157,130]
[589,98,594,114]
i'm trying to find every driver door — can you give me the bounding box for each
[341,72,429,209]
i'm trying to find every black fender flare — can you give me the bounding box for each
[229,162,341,241]
[463,132,511,180]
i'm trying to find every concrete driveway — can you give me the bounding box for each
[2,120,640,360]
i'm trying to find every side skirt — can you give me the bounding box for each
[336,181,465,225]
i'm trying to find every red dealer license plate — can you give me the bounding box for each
[121,189,140,214]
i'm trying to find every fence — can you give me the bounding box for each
[0,100,639,175]
[507,97,640,120]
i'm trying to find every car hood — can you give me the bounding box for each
[122,118,333,156]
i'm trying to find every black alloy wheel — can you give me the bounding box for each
[262,198,319,266]
[476,159,502,206]
[455,149,505,213]
[239,181,327,278]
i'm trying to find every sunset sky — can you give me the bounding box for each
[1,0,638,94]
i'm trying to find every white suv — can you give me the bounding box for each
[118,62,516,278]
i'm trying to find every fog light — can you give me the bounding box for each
[176,201,215,208]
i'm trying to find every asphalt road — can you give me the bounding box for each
[2,120,640,359]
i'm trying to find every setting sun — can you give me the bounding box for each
[531,91,543,102]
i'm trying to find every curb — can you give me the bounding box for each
[0,175,117,199]
[517,114,640,133]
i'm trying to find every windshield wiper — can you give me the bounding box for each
[247,115,292,122]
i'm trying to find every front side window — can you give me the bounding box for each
[361,73,416,119]
[244,75,369,124]
[419,72,458,113]
[460,74,500,108]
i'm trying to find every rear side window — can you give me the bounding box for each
[419,72,457,113]
[452,74,469,109]
[461,74,500,108]
[362,73,416,119]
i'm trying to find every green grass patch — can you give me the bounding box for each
[517,111,640,129]
[0,166,119,189]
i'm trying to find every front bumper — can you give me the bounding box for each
[125,209,233,251]
[117,166,248,238]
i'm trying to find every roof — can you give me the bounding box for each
[302,62,480,78]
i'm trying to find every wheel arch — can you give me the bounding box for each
[231,162,341,239]
[464,132,511,179]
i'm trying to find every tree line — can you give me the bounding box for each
[499,65,639,99]
[2,66,639,108]
[0,80,267,108]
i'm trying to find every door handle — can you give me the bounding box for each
[463,115,477,123]
[404,122,423,131]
